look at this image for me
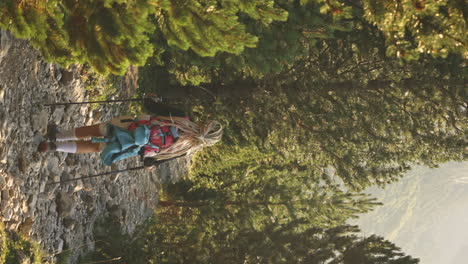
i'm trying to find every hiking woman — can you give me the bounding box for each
[37,103,223,167]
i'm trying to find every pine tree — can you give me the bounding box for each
[311,0,467,60]
[360,0,467,60]
[341,234,420,264]
[144,215,419,263]
[0,0,155,75]
[153,0,288,57]
[160,179,380,227]
[148,158,383,263]
[183,19,467,191]
[2,0,291,75]
[145,0,350,86]
[143,0,466,87]
[0,1,66,56]
[60,0,155,75]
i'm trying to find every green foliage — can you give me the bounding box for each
[1,0,291,76]
[312,0,467,60]
[56,249,72,264]
[154,0,287,57]
[185,25,467,191]
[0,223,43,264]
[338,230,420,264]
[145,209,419,264]
[0,0,155,75]
[0,1,62,41]
[82,71,118,105]
[0,224,5,264]
[148,159,382,262]
[0,1,462,263]
[133,5,464,261]
[361,0,467,60]
[150,0,466,87]
[150,0,352,85]
[77,217,147,264]
[62,0,155,75]
[2,0,465,76]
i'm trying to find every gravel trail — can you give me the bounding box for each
[0,31,188,263]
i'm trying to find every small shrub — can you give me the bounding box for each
[77,217,147,264]
[0,223,43,264]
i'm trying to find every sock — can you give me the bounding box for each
[56,129,78,142]
[55,141,77,153]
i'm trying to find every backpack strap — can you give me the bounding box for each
[169,126,179,139]
[157,127,166,145]
[146,142,160,150]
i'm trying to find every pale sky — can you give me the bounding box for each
[354,162,468,264]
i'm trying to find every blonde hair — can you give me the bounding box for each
[149,116,223,160]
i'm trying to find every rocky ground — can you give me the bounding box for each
[0,31,189,263]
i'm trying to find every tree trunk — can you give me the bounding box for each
[158,200,288,208]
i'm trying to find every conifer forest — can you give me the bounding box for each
[0,0,466,263]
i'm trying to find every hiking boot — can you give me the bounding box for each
[46,123,60,142]
[37,141,57,153]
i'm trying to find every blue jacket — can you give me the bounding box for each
[92,124,150,166]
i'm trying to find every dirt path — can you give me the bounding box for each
[0,32,188,263]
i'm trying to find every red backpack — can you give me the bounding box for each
[127,119,179,156]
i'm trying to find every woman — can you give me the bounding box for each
[37,103,223,167]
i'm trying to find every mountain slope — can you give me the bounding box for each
[355,162,468,264]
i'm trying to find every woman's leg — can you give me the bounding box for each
[75,141,103,153]
[56,141,103,153]
[55,124,105,141]
[39,141,103,153]
[52,115,134,141]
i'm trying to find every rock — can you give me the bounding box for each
[72,184,85,193]
[54,67,62,82]
[80,193,94,205]
[0,30,12,62]
[1,189,9,201]
[28,194,38,208]
[32,131,43,146]
[65,155,77,166]
[0,174,5,186]
[18,217,33,236]
[17,154,29,173]
[31,109,49,134]
[46,156,61,176]
[21,200,28,213]
[4,176,14,188]
[56,192,74,218]
[107,204,122,219]
[29,160,42,173]
[13,199,20,213]
[62,217,76,229]
[54,238,64,252]
[16,250,31,264]
[39,181,46,193]
[49,202,57,214]
[52,107,65,123]
[109,185,119,199]
[59,70,74,85]
[2,207,13,221]
[0,200,4,211]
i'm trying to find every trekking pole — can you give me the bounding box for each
[43,94,166,107]
[44,97,148,106]
[46,166,145,185]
